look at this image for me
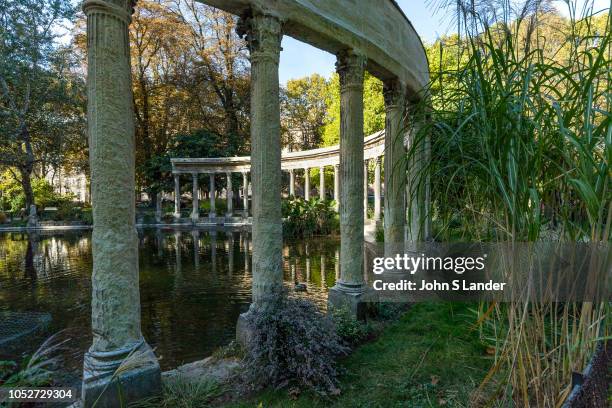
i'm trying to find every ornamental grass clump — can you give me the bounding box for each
[240,296,349,396]
[402,0,610,405]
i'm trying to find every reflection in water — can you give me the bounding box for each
[0,229,339,381]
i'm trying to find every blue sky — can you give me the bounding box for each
[278,0,610,84]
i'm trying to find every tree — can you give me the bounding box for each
[0,0,80,210]
[281,74,329,150]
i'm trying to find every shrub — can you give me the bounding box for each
[240,296,349,396]
[282,197,339,238]
[330,306,373,346]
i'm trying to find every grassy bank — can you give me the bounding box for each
[226,302,492,408]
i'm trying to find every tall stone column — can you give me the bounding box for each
[333,164,340,210]
[364,160,369,218]
[82,0,160,406]
[191,173,199,222]
[209,173,216,219]
[289,169,295,196]
[173,174,180,219]
[236,13,283,341]
[383,79,406,251]
[242,171,249,217]
[304,168,310,200]
[319,166,325,199]
[328,50,371,319]
[226,172,233,217]
[374,156,382,222]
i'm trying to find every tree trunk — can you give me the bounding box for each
[20,166,35,211]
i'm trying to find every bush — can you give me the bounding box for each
[282,197,339,238]
[240,296,348,396]
[330,306,373,346]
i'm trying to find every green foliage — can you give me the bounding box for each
[0,172,78,216]
[282,197,339,238]
[0,335,63,388]
[132,376,223,408]
[240,296,349,396]
[330,307,372,346]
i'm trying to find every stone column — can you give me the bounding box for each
[289,169,295,196]
[328,50,370,319]
[374,156,382,222]
[173,174,180,219]
[383,79,406,249]
[236,13,283,340]
[155,192,162,224]
[319,166,325,199]
[226,172,233,217]
[333,164,340,210]
[304,168,310,200]
[364,160,369,218]
[242,171,249,217]
[209,173,216,219]
[191,173,199,222]
[82,0,160,405]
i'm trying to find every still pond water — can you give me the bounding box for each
[0,228,339,380]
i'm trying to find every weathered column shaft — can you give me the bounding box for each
[304,168,310,200]
[289,169,295,196]
[82,0,160,405]
[209,173,216,218]
[319,166,325,199]
[364,160,369,218]
[239,14,283,307]
[383,79,406,247]
[336,50,366,287]
[333,164,340,210]
[374,156,382,222]
[242,172,249,217]
[226,172,233,217]
[191,173,199,221]
[173,175,180,218]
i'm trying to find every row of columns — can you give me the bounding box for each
[83,3,425,405]
[173,172,250,221]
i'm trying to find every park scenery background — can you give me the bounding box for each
[0,0,610,407]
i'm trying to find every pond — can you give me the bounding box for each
[0,228,339,383]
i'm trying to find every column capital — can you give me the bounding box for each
[82,0,136,22]
[375,156,382,165]
[336,50,366,91]
[383,78,406,110]
[191,172,198,179]
[237,13,283,64]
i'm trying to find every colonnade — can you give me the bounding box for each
[82,0,428,405]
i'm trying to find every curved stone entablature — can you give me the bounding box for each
[171,131,385,174]
[202,0,429,97]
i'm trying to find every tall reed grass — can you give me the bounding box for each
[405,0,610,405]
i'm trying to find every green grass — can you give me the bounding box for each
[225,302,492,408]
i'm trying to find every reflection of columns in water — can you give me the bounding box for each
[192,230,200,269]
[335,249,340,280]
[242,232,249,273]
[228,232,235,275]
[306,257,311,282]
[174,231,181,278]
[320,255,326,288]
[210,230,217,273]
[155,229,163,258]
[291,263,296,282]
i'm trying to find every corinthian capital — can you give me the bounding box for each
[237,13,283,64]
[336,50,366,92]
[383,78,406,110]
[82,0,137,22]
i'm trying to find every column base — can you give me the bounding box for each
[81,339,161,408]
[327,283,377,320]
[236,309,256,348]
